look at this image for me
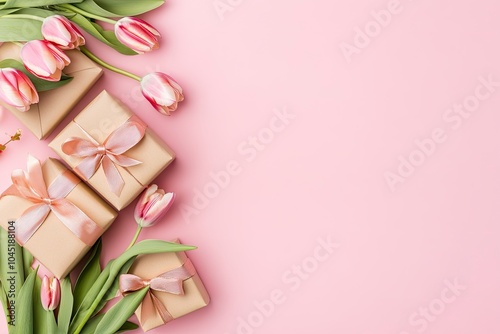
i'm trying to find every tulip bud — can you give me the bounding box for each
[41,276,60,311]
[141,72,184,115]
[21,40,70,82]
[115,17,161,54]
[134,184,175,228]
[42,15,85,50]
[0,68,39,112]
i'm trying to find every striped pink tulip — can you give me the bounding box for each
[115,17,160,54]
[21,40,70,82]
[42,15,85,50]
[41,276,60,311]
[0,68,39,112]
[141,72,184,115]
[134,184,175,228]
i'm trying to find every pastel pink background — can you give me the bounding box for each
[2,0,500,333]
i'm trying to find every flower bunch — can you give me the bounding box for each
[0,0,183,115]
[0,184,185,334]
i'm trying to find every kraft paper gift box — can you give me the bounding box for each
[0,156,117,279]
[49,90,175,211]
[123,241,210,332]
[0,43,103,139]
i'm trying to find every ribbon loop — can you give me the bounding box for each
[61,117,147,196]
[119,259,196,326]
[0,156,104,246]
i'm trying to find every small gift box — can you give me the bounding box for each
[0,43,103,139]
[49,91,175,211]
[120,241,210,332]
[0,156,117,278]
[49,90,175,210]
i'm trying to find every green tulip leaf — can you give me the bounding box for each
[14,8,55,18]
[0,59,73,92]
[93,256,136,316]
[16,267,38,334]
[58,277,74,334]
[0,280,7,317]
[72,0,166,18]
[79,313,104,334]
[2,0,83,9]
[74,0,121,18]
[0,228,9,295]
[47,309,58,334]
[0,17,42,41]
[95,287,149,334]
[80,313,138,334]
[116,321,140,333]
[32,274,49,334]
[70,266,111,333]
[70,240,196,334]
[0,8,54,42]
[73,239,102,316]
[69,13,137,55]
[91,0,165,17]
[22,248,33,277]
[0,226,25,330]
[0,8,20,16]
[0,281,13,332]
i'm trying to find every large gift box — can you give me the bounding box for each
[0,43,103,139]
[0,156,117,278]
[49,90,175,210]
[121,241,210,332]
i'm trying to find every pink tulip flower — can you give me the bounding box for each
[141,72,184,115]
[0,68,39,112]
[42,15,85,50]
[134,184,175,228]
[21,40,70,82]
[41,276,61,311]
[115,17,160,54]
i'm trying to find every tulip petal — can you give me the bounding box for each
[134,184,157,222]
[0,74,25,107]
[145,192,175,224]
[141,73,183,115]
[41,276,51,310]
[134,185,174,227]
[49,278,61,311]
[0,68,39,112]
[42,15,85,49]
[43,17,71,46]
[115,17,161,54]
[21,40,70,81]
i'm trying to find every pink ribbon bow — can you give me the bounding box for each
[119,259,196,325]
[61,117,147,196]
[1,155,104,246]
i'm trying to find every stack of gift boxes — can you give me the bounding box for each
[0,44,209,332]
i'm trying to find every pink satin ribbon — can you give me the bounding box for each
[61,116,147,196]
[119,259,196,325]
[0,156,104,246]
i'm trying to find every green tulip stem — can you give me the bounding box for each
[57,3,117,25]
[126,226,143,251]
[79,46,142,81]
